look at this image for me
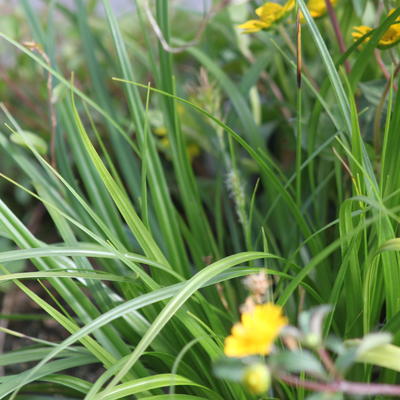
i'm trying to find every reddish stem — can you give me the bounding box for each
[317,348,341,379]
[278,373,400,396]
[0,68,46,119]
[374,49,398,91]
[324,0,351,74]
[23,42,57,169]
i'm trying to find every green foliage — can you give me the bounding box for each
[0,0,400,399]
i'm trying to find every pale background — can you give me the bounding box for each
[3,0,212,15]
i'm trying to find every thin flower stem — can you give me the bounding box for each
[324,0,351,74]
[0,68,45,119]
[261,70,292,121]
[278,25,297,57]
[375,49,391,82]
[22,42,57,169]
[317,347,341,379]
[373,62,400,151]
[278,373,400,396]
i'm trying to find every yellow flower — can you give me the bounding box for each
[379,16,400,48]
[352,25,374,50]
[299,0,338,22]
[379,25,400,48]
[306,0,337,19]
[237,19,269,34]
[238,0,339,33]
[352,9,400,49]
[238,0,294,33]
[224,303,287,357]
[352,25,373,43]
[283,0,296,13]
[255,2,286,24]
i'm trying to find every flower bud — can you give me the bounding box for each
[303,332,321,348]
[242,363,271,394]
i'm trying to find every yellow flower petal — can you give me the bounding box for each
[282,0,296,13]
[378,9,400,48]
[224,303,288,358]
[256,1,295,24]
[256,2,284,22]
[238,1,296,34]
[307,0,326,18]
[352,25,373,42]
[237,19,269,33]
[299,0,338,22]
[379,23,400,48]
[387,8,400,22]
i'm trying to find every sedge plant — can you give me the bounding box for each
[0,0,400,399]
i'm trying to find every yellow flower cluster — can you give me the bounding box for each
[238,0,337,33]
[224,303,287,357]
[238,1,294,33]
[352,9,400,49]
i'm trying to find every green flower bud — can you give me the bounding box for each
[303,333,321,348]
[243,363,271,394]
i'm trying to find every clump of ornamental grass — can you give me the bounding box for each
[0,1,400,400]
